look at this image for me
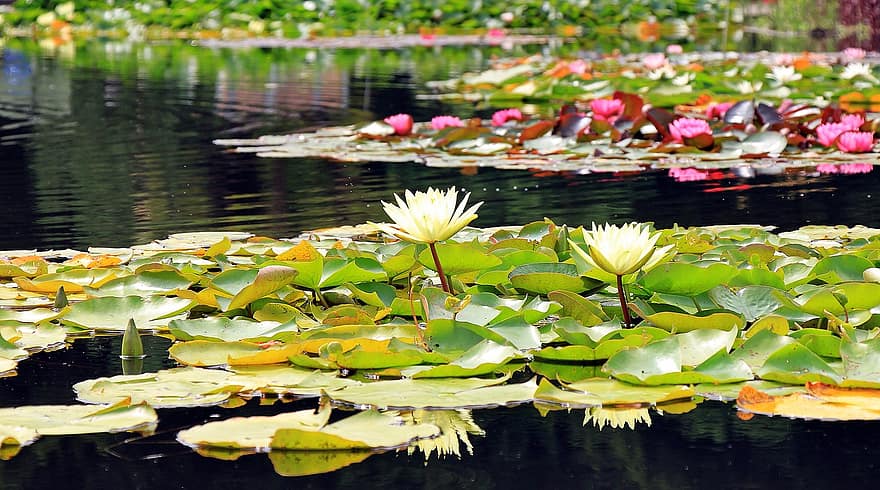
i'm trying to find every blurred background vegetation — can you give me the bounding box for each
[3,0,735,38]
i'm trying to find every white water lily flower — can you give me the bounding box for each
[735,80,762,94]
[671,73,694,86]
[841,63,879,83]
[569,222,673,276]
[647,65,677,80]
[55,1,75,19]
[767,65,802,85]
[374,187,483,244]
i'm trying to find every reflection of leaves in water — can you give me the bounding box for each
[406,409,485,460]
[583,407,653,430]
[269,450,374,477]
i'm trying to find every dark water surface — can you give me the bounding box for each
[1,38,880,489]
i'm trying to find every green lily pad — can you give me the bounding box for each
[418,242,502,276]
[325,376,537,410]
[757,342,843,385]
[708,285,783,322]
[62,295,195,331]
[509,263,603,295]
[408,340,520,378]
[534,377,694,407]
[637,309,745,333]
[840,338,880,387]
[85,270,194,297]
[0,400,156,436]
[169,317,295,342]
[285,256,387,291]
[73,367,237,407]
[812,254,875,283]
[639,262,737,296]
[547,290,609,325]
[731,329,797,371]
[178,406,440,452]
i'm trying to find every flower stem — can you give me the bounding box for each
[616,274,633,327]
[429,242,451,294]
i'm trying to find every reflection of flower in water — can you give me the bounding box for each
[669,167,709,182]
[406,410,485,460]
[816,163,874,174]
[583,406,652,430]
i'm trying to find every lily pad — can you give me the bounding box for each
[62,296,195,331]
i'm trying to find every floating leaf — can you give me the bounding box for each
[534,378,694,407]
[418,242,502,276]
[639,262,737,296]
[0,400,156,436]
[62,296,195,331]
[325,376,536,410]
[169,318,294,343]
[85,270,194,297]
[757,342,842,385]
[509,263,603,295]
[737,384,880,421]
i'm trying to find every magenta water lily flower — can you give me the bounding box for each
[669,118,711,143]
[384,113,413,136]
[840,114,865,130]
[817,122,849,147]
[590,98,625,123]
[837,131,875,153]
[491,108,523,126]
[431,115,465,131]
[705,102,733,120]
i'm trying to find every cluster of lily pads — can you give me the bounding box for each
[5,207,880,471]
[217,50,880,174]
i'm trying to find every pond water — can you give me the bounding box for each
[1,34,880,488]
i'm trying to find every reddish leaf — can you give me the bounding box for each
[518,120,555,143]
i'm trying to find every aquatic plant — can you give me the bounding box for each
[569,222,672,326]
[384,114,414,136]
[372,187,482,293]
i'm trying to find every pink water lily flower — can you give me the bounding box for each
[383,113,414,136]
[842,47,867,63]
[491,108,523,126]
[668,118,712,143]
[568,59,589,75]
[431,115,465,131]
[837,131,875,153]
[643,53,667,70]
[816,120,864,147]
[590,98,625,123]
[839,114,865,131]
[816,122,850,147]
[666,44,683,55]
[706,102,734,120]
